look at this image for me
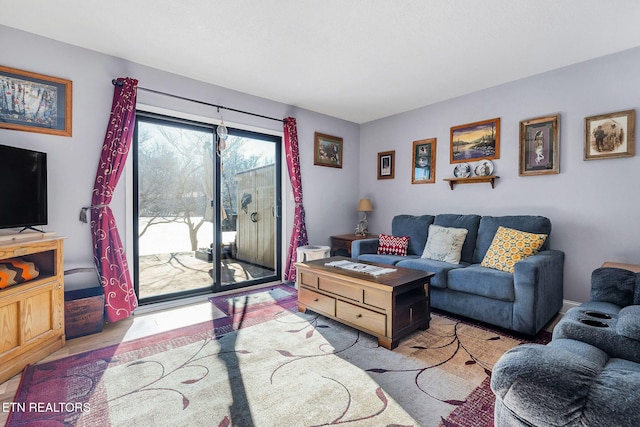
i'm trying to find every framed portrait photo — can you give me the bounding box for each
[584,109,635,160]
[519,114,560,176]
[314,132,343,168]
[0,65,72,137]
[377,150,395,179]
[412,138,436,184]
[450,117,500,163]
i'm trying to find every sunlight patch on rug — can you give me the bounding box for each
[209,284,298,316]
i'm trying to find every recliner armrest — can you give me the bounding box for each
[492,338,640,427]
[350,238,378,259]
[618,305,640,341]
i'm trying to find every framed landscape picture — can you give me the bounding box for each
[584,109,635,160]
[412,138,436,184]
[519,114,560,176]
[0,65,72,137]
[314,132,343,168]
[450,117,500,163]
[377,150,395,179]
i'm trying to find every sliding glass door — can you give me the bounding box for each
[133,113,281,304]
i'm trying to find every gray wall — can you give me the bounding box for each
[359,47,640,303]
[0,25,360,274]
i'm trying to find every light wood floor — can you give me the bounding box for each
[0,293,235,425]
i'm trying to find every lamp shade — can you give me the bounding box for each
[357,198,373,212]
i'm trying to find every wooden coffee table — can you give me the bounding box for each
[296,256,433,349]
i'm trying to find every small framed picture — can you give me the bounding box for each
[412,138,436,184]
[584,109,635,160]
[377,150,395,179]
[519,114,560,176]
[0,65,72,137]
[450,117,500,163]
[314,132,343,168]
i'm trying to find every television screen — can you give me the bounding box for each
[0,144,48,230]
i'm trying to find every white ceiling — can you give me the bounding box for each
[3,1,640,123]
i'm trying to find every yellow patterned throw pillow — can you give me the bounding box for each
[481,226,548,273]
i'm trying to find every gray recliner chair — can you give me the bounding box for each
[491,266,640,426]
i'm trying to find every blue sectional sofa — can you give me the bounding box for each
[351,214,565,335]
[491,266,640,426]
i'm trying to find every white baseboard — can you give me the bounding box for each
[560,299,581,314]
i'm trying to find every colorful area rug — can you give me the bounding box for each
[7,285,549,426]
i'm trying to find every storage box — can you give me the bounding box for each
[64,286,104,339]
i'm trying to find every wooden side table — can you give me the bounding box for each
[330,233,378,257]
[601,261,640,272]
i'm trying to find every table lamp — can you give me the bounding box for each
[356,198,373,236]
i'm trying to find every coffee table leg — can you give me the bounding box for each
[378,337,397,350]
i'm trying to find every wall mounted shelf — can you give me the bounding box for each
[443,175,499,190]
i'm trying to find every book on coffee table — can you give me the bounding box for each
[324,259,396,276]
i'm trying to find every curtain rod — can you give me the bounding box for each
[112,79,284,123]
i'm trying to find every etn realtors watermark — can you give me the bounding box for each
[2,401,90,414]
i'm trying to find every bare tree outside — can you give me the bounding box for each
[138,124,211,250]
[137,122,267,250]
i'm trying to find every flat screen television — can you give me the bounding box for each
[0,144,48,230]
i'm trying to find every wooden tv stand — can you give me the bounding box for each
[296,257,433,349]
[0,235,65,384]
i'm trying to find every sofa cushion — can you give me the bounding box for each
[358,253,420,266]
[473,215,552,263]
[590,267,638,307]
[391,214,435,256]
[433,214,481,264]
[480,226,547,273]
[377,233,409,256]
[396,258,467,289]
[617,305,640,341]
[421,224,468,264]
[448,264,515,301]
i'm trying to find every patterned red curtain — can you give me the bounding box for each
[90,77,138,322]
[283,117,308,281]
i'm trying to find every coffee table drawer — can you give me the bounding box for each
[299,271,319,288]
[319,277,362,301]
[363,288,388,310]
[299,287,335,316]
[336,300,386,336]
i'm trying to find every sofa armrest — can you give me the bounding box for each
[512,249,565,335]
[350,238,379,259]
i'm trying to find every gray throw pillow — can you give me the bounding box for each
[421,224,468,264]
